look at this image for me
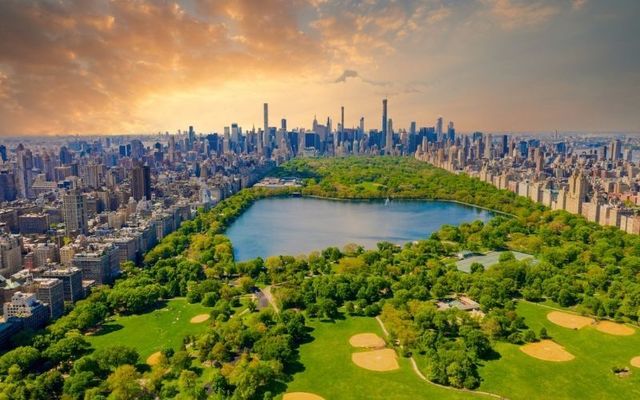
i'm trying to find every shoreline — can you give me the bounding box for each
[260,191,514,217]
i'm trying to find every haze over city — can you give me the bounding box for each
[1,0,639,135]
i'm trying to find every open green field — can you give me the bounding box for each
[283,315,485,400]
[86,298,212,359]
[477,301,640,399]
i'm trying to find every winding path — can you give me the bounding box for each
[374,317,508,400]
[262,285,280,313]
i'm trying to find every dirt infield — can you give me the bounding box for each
[630,356,640,368]
[595,321,635,336]
[546,311,594,329]
[146,351,162,366]
[520,340,575,362]
[282,392,325,400]
[189,314,210,323]
[352,348,400,371]
[349,333,386,348]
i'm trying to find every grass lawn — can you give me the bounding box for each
[86,298,212,359]
[477,301,640,399]
[282,315,486,400]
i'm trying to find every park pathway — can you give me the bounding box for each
[262,285,279,313]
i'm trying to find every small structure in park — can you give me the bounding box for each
[437,295,481,312]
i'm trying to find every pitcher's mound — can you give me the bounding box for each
[190,314,210,323]
[352,348,399,371]
[595,321,635,336]
[547,311,594,329]
[146,351,162,366]
[630,357,640,368]
[520,340,574,362]
[349,333,386,348]
[283,393,325,400]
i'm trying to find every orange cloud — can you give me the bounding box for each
[0,0,325,135]
[483,0,559,29]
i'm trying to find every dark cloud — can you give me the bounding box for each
[333,69,390,86]
[334,70,359,83]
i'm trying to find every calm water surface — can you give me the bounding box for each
[226,197,493,261]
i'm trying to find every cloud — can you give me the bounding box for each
[332,69,390,87]
[572,0,587,11]
[483,0,560,29]
[0,0,324,135]
[334,69,359,83]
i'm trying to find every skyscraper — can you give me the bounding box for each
[386,118,393,154]
[59,146,72,165]
[447,121,455,143]
[263,103,269,151]
[168,135,176,162]
[382,98,388,150]
[611,139,622,161]
[188,126,195,149]
[63,191,88,236]
[436,117,443,140]
[131,162,151,201]
[340,106,344,146]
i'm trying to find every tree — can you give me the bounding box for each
[64,371,97,400]
[176,370,205,400]
[106,365,144,400]
[0,346,40,375]
[227,357,282,400]
[522,329,537,343]
[93,346,140,371]
[539,327,549,339]
[470,263,485,274]
[318,298,339,319]
[44,334,91,366]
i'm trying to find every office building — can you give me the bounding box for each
[131,162,151,201]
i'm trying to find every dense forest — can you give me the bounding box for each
[1,156,639,399]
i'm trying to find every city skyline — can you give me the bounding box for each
[1,0,639,136]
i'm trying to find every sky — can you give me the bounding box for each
[0,0,639,136]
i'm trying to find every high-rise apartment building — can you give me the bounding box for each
[63,191,88,236]
[382,98,388,150]
[31,278,64,319]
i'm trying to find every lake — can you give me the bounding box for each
[226,197,494,261]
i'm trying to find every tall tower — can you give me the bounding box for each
[340,106,345,146]
[386,119,393,154]
[382,98,388,151]
[262,103,269,151]
[63,191,88,236]
[131,162,151,201]
[436,117,443,141]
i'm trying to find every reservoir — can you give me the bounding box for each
[226,197,493,261]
